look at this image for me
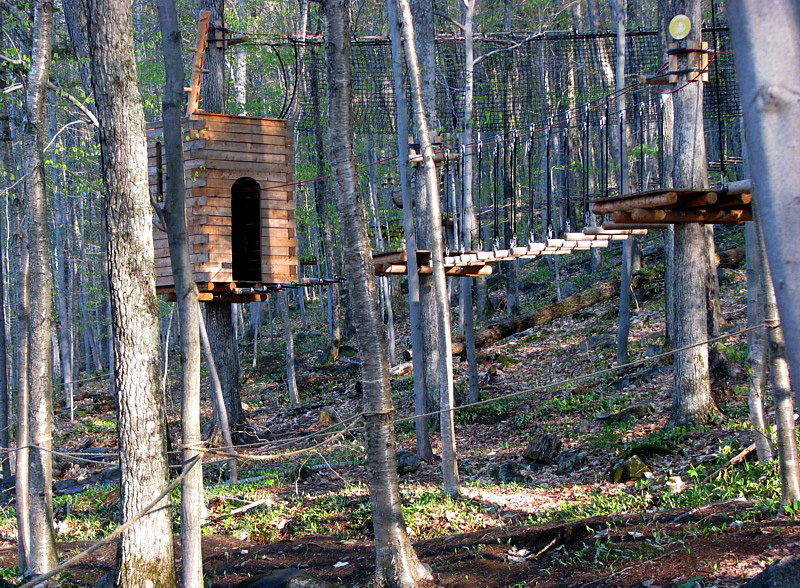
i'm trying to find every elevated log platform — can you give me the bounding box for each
[591,183,752,226]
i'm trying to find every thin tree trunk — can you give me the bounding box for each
[611,0,632,367]
[0,87,14,482]
[206,303,243,429]
[750,205,800,508]
[309,46,342,363]
[23,0,58,574]
[461,0,480,405]
[321,3,432,584]
[11,162,31,572]
[54,166,74,421]
[279,290,299,406]
[198,308,237,483]
[385,0,431,459]
[398,0,460,496]
[744,222,773,462]
[200,0,244,433]
[155,1,203,585]
[85,0,178,583]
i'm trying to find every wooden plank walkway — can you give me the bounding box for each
[373,228,647,277]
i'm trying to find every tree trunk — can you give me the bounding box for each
[85,0,178,584]
[198,309,237,483]
[0,86,14,481]
[11,151,31,572]
[744,222,773,463]
[461,0,480,404]
[399,0,460,496]
[206,303,243,428]
[665,0,717,428]
[727,1,800,410]
[278,290,299,406]
[23,0,58,574]
[610,0,633,367]
[321,2,432,584]
[199,0,244,431]
[756,218,800,506]
[385,0,432,459]
[410,0,444,437]
[309,44,342,363]
[155,1,204,585]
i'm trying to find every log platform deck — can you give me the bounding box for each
[372,228,647,277]
[591,187,752,226]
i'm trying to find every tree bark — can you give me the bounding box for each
[10,143,31,572]
[726,0,800,410]
[410,0,444,432]
[199,0,244,432]
[665,0,717,428]
[754,203,800,506]
[0,84,14,482]
[23,0,58,575]
[206,303,243,428]
[278,290,299,406]
[309,44,342,363]
[85,0,178,584]
[385,0,431,459]
[461,0,480,405]
[610,0,633,366]
[744,222,773,463]
[399,0,460,497]
[320,1,432,585]
[155,0,203,585]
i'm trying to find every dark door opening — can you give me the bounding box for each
[231,177,262,282]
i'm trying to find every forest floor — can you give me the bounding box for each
[1,226,798,587]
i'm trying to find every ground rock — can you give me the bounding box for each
[746,556,800,588]
[237,568,335,588]
[396,449,420,476]
[577,333,615,351]
[560,283,579,298]
[596,405,652,425]
[522,433,562,464]
[54,478,85,496]
[492,461,526,483]
[317,408,337,427]
[556,450,588,475]
[717,267,736,285]
[608,455,650,483]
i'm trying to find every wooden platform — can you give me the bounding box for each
[591,188,752,225]
[372,228,646,277]
[157,282,270,303]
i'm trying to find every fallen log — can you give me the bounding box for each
[399,279,620,359]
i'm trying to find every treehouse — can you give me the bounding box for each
[147,11,297,303]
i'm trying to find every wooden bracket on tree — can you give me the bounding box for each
[186,11,211,118]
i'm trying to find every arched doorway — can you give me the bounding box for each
[231,177,262,282]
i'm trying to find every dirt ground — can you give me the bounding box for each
[1,500,796,586]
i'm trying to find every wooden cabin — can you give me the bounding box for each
[146,11,297,303]
[147,114,297,301]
